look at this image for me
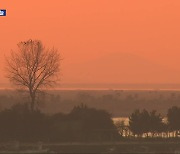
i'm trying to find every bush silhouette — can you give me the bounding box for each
[0,103,119,142]
[49,104,119,142]
[129,109,164,137]
[167,106,180,137]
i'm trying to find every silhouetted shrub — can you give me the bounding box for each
[167,106,180,136]
[49,104,119,142]
[129,109,164,137]
[0,103,49,141]
[0,103,119,142]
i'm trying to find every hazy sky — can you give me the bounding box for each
[1,0,180,86]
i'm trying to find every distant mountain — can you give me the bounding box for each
[62,52,180,84]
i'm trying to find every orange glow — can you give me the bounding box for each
[1,0,180,86]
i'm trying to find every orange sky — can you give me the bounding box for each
[1,0,180,86]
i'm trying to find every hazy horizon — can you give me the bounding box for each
[1,83,180,90]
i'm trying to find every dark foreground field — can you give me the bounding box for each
[1,141,180,154]
[45,142,180,154]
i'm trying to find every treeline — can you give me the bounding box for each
[1,90,180,117]
[116,106,180,138]
[0,103,119,142]
[1,101,180,142]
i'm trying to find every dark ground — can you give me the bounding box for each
[1,141,180,154]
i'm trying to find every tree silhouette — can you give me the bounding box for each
[148,110,164,137]
[129,109,144,136]
[6,39,61,112]
[167,106,180,137]
[129,109,164,137]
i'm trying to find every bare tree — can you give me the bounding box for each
[6,39,61,112]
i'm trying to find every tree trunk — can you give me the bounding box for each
[30,90,36,112]
[31,96,35,112]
